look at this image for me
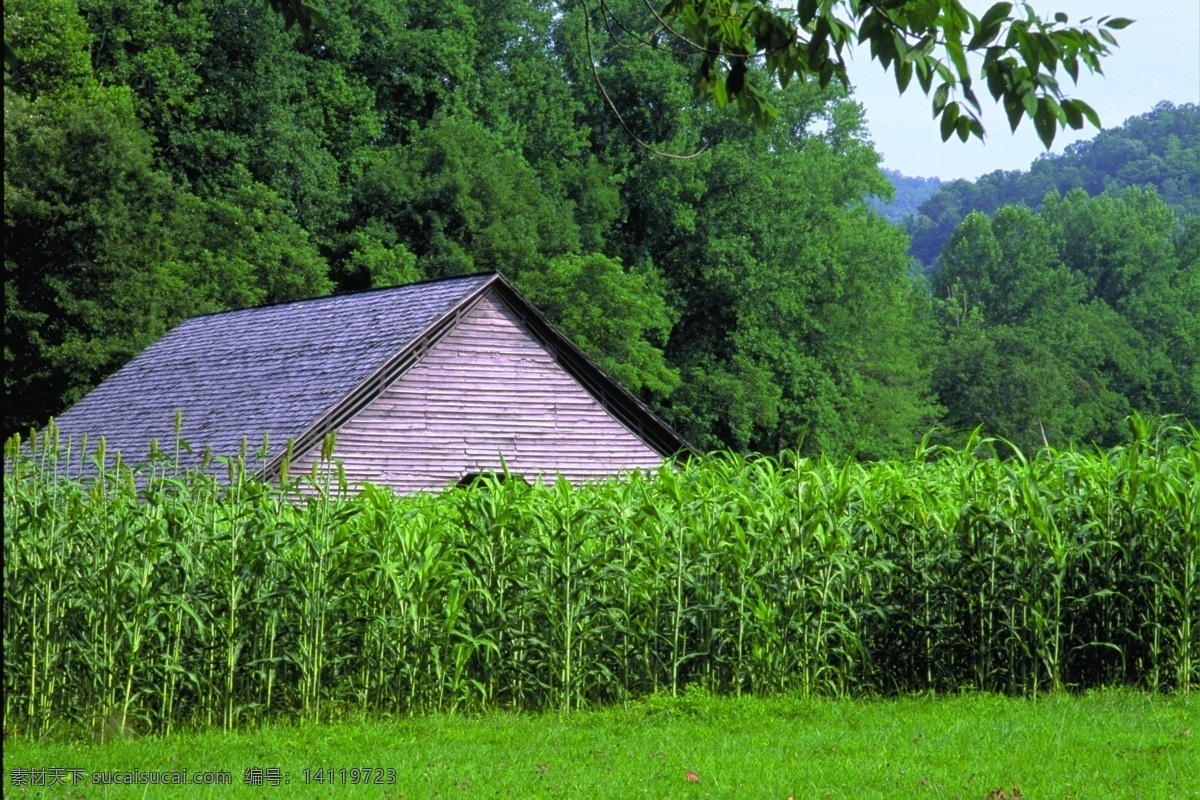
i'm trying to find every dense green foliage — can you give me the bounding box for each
[4,0,1195,457]
[3,0,332,433]
[5,419,1197,737]
[931,189,1200,453]
[908,102,1199,268]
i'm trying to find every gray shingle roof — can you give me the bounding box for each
[54,273,496,471]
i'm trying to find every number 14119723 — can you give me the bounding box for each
[303,768,396,785]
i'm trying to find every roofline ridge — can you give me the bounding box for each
[183,271,500,322]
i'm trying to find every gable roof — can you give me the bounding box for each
[53,272,692,473]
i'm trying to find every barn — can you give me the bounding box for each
[51,272,690,492]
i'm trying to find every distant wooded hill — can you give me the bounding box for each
[867,170,943,224]
[901,102,1198,270]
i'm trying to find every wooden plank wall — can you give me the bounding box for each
[289,290,666,493]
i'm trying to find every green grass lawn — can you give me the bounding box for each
[5,690,1197,799]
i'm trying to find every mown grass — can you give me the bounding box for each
[5,690,1196,798]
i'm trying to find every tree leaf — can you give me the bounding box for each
[916,57,934,93]
[946,38,969,79]
[1034,98,1057,147]
[940,102,960,142]
[1074,99,1101,128]
[1060,99,1084,129]
[727,61,746,96]
[712,72,728,108]
[895,58,914,93]
[1063,57,1079,83]
[933,82,950,115]
[1005,96,1025,132]
[976,2,1013,38]
[956,115,972,142]
[1021,88,1038,116]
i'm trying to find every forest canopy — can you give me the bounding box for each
[907,102,1198,268]
[5,0,1196,457]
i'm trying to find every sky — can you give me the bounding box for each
[843,0,1200,181]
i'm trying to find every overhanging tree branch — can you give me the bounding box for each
[642,0,1129,146]
[584,3,711,159]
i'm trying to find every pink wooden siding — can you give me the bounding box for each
[289,289,665,493]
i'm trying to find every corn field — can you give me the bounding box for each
[4,417,1198,738]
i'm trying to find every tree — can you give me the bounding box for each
[1043,188,1199,419]
[352,116,582,279]
[515,253,680,399]
[935,206,1080,325]
[15,0,1151,459]
[5,0,192,434]
[931,192,1197,451]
